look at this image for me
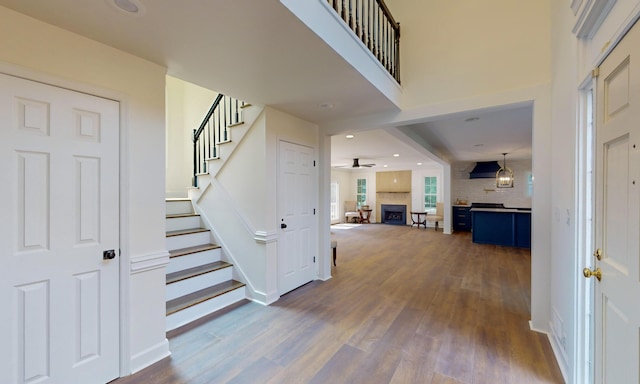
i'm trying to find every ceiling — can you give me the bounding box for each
[0,0,532,168]
[0,0,397,123]
[331,105,533,171]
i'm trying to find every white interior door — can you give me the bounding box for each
[0,74,120,383]
[277,140,316,295]
[592,19,640,383]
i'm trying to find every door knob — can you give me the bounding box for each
[583,267,602,281]
[103,249,116,260]
[281,223,287,229]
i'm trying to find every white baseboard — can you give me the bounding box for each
[546,330,569,383]
[247,289,279,305]
[129,338,170,375]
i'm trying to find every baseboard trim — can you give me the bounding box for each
[546,328,570,383]
[247,289,279,305]
[129,338,171,375]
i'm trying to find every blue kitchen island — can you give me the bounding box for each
[471,208,531,248]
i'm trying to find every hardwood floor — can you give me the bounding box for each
[114,224,563,384]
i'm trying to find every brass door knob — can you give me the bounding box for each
[583,267,602,281]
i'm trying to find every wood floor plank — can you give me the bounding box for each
[114,224,563,384]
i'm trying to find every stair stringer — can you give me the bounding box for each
[207,104,264,180]
[188,177,278,305]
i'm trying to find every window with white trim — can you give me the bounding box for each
[356,178,367,208]
[424,176,437,212]
[330,182,339,221]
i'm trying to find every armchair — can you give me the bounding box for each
[344,200,360,223]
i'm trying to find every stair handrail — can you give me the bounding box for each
[327,0,401,83]
[192,93,245,187]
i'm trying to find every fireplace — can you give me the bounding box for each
[381,204,406,225]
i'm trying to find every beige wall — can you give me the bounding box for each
[166,76,218,197]
[386,0,551,110]
[0,5,169,375]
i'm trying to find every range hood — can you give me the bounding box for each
[469,161,501,179]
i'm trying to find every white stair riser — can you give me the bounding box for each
[166,200,193,215]
[166,287,246,331]
[167,249,221,274]
[166,215,201,232]
[166,267,233,301]
[166,231,210,250]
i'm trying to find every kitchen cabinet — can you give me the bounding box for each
[471,209,531,248]
[452,206,471,232]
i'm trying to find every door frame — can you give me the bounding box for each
[0,62,131,376]
[575,74,595,384]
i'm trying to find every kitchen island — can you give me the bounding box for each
[471,208,531,248]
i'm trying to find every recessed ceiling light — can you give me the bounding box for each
[393,153,400,157]
[417,162,422,166]
[319,102,333,109]
[115,0,139,12]
[108,0,145,15]
[383,165,388,168]
[345,134,354,139]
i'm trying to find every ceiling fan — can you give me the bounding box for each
[335,158,376,168]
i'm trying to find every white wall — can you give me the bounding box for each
[385,0,551,110]
[451,159,532,208]
[166,76,218,197]
[0,5,169,375]
[195,106,319,304]
[330,165,444,226]
[549,1,640,382]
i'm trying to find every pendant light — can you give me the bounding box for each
[496,153,514,188]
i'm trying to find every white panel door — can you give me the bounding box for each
[0,74,120,383]
[592,19,640,383]
[277,140,316,295]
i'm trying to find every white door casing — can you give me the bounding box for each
[593,19,640,384]
[277,140,316,295]
[0,74,120,383]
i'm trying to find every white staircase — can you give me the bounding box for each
[165,198,246,331]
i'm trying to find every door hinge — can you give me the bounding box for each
[592,67,600,78]
[313,160,316,167]
[313,208,316,215]
[119,249,121,256]
[313,256,316,263]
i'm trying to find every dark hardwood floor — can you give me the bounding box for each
[114,224,563,384]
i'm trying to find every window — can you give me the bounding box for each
[330,182,339,221]
[424,176,437,212]
[356,178,367,208]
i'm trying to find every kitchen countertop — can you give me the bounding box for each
[470,208,531,213]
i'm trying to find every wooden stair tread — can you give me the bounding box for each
[166,228,209,237]
[166,261,232,285]
[169,243,220,258]
[166,280,245,315]
[166,213,199,219]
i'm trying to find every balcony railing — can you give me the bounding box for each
[327,0,400,83]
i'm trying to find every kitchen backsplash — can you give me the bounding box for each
[452,159,532,208]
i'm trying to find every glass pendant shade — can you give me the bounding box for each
[496,153,514,188]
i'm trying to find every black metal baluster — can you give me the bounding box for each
[355,0,359,37]
[235,99,239,124]
[368,0,372,49]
